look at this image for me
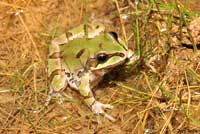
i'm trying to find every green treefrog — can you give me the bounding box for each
[46,22,139,121]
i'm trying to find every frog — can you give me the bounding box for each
[46,22,139,121]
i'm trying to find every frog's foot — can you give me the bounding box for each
[45,92,63,106]
[45,91,71,106]
[91,101,116,122]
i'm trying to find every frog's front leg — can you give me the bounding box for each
[79,72,115,122]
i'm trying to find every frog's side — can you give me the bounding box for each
[46,23,138,121]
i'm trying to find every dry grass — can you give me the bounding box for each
[0,0,200,133]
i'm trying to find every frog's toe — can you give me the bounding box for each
[103,112,116,122]
[45,92,66,106]
[91,101,115,122]
[91,101,113,114]
[102,103,113,109]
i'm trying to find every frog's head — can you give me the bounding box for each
[63,23,139,72]
[89,31,139,71]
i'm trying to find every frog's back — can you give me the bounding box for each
[59,34,102,72]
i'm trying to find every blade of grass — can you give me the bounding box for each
[135,0,141,57]
[113,81,150,97]
[21,108,38,134]
[115,0,128,45]
[83,0,88,38]
[186,68,200,82]
[174,0,197,52]
[180,105,200,128]
[18,14,42,61]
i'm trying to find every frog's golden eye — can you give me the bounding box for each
[96,53,109,63]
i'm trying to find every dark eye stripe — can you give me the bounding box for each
[96,53,108,63]
[96,52,125,59]
[113,52,125,57]
[95,52,125,65]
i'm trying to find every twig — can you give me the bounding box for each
[115,0,128,45]
[18,14,42,61]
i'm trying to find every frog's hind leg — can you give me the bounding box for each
[45,69,68,106]
[45,89,69,106]
[44,85,54,106]
[45,85,68,106]
[46,39,68,106]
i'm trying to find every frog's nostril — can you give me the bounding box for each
[96,25,99,29]
[118,53,125,57]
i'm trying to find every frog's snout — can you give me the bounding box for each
[126,50,140,65]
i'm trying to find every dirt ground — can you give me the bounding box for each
[0,0,200,134]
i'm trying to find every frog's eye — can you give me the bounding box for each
[96,53,109,63]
